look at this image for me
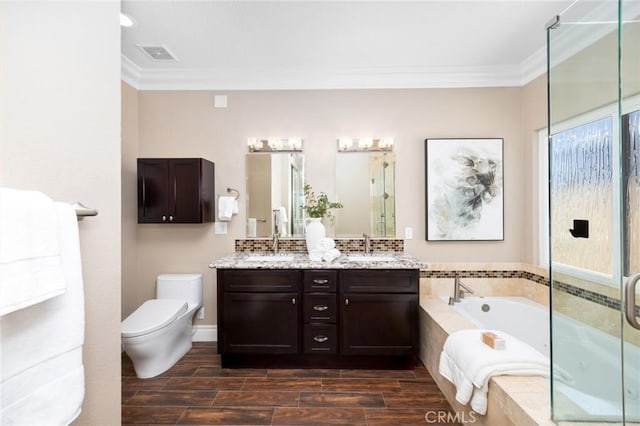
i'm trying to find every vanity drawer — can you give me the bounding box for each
[303,294,337,323]
[303,270,338,292]
[340,269,418,293]
[221,269,299,292]
[304,324,337,354]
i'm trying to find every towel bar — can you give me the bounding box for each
[226,187,240,200]
[71,202,98,220]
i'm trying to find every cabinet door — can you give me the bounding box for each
[341,293,417,356]
[137,159,169,223]
[222,292,299,354]
[170,159,202,223]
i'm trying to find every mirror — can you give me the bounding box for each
[335,152,396,237]
[246,153,305,237]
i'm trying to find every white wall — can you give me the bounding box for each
[1,1,122,424]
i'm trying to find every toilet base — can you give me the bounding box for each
[123,314,193,379]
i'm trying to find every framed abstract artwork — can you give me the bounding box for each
[425,138,504,241]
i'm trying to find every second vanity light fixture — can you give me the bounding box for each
[247,137,303,152]
[337,137,394,152]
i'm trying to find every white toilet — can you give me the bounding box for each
[121,274,203,378]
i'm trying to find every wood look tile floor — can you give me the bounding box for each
[122,342,460,425]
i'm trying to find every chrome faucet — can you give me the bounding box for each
[272,233,280,254]
[448,276,475,305]
[363,233,371,254]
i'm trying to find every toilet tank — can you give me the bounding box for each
[156,274,202,309]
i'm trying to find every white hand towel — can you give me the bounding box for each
[278,206,288,237]
[317,237,336,251]
[438,329,550,415]
[232,199,239,214]
[218,196,235,221]
[308,249,324,262]
[0,188,67,316]
[321,248,341,262]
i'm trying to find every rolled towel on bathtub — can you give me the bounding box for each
[438,329,549,415]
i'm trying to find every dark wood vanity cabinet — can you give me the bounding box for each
[217,268,419,369]
[137,158,215,224]
[218,270,299,354]
[341,270,419,356]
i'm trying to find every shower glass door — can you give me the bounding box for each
[548,0,640,423]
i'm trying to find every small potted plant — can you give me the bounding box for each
[303,184,343,252]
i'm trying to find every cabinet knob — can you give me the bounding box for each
[345,298,349,305]
[292,297,296,305]
[313,335,329,343]
[162,215,167,222]
[169,215,175,222]
[313,305,328,312]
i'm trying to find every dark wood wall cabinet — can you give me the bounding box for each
[217,268,419,369]
[137,158,215,224]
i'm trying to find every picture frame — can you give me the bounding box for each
[425,138,504,241]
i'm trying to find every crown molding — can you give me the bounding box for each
[121,57,536,91]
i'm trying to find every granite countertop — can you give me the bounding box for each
[209,252,426,270]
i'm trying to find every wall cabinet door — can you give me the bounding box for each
[222,292,299,354]
[341,293,418,356]
[137,158,215,223]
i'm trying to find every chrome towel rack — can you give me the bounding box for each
[72,202,98,220]
[226,187,240,200]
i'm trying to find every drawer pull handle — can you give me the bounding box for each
[314,336,329,343]
[313,279,329,284]
[313,305,328,311]
[162,215,167,222]
[292,297,296,305]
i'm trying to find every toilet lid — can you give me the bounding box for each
[121,299,187,338]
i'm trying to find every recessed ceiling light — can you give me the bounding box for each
[120,13,134,28]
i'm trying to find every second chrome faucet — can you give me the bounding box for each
[448,276,475,305]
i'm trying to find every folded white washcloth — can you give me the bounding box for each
[321,248,341,262]
[308,249,324,262]
[317,237,336,251]
[218,196,235,221]
[438,329,549,415]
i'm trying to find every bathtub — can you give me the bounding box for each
[446,296,640,422]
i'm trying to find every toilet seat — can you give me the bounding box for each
[122,299,187,338]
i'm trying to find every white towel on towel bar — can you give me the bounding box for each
[218,196,236,221]
[0,187,67,316]
[1,200,85,425]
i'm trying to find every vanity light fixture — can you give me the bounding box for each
[337,137,394,152]
[247,137,304,152]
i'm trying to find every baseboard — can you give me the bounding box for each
[193,325,217,342]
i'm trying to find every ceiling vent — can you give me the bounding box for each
[138,45,178,61]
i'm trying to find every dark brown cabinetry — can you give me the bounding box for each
[219,270,299,354]
[137,158,215,224]
[217,267,419,369]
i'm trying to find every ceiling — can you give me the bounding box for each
[121,1,574,90]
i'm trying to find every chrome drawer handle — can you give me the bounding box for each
[313,305,328,311]
[313,279,329,284]
[292,297,296,305]
[313,336,329,343]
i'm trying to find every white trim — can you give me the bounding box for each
[193,325,217,342]
[552,262,614,287]
[121,56,529,91]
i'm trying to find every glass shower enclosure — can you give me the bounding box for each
[547,0,640,423]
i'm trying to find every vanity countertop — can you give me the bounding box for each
[209,252,426,270]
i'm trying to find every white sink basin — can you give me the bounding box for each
[244,254,295,262]
[347,255,396,262]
